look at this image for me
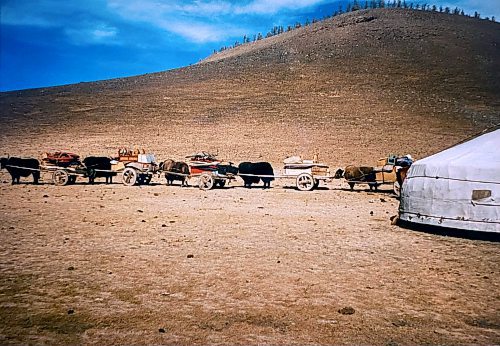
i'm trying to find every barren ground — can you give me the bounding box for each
[0,169,499,345]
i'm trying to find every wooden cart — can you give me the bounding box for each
[116,149,159,186]
[343,155,413,194]
[186,152,238,190]
[282,159,331,191]
[41,151,90,186]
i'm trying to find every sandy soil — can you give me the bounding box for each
[0,169,498,345]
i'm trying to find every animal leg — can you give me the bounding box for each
[33,172,40,184]
[11,175,20,184]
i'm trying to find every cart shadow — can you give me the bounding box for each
[238,186,275,190]
[337,187,396,195]
[2,181,51,186]
[281,186,331,191]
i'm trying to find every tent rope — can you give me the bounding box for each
[407,175,500,185]
[400,211,500,225]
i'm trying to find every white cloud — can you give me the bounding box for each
[65,23,119,45]
[92,25,118,39]
[107,0,242,42]
[106,0,326,43]
[235,0,325,15]
[1,1,120,45]
[178,1,233,16]
[167,21,227,42]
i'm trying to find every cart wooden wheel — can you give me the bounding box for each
[393,181,401,197]
[199,173,214,190]
[296,173,315,191]
[53,170,70,186]
[122,167,138,186]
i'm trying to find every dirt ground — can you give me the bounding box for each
[0,169,498,345]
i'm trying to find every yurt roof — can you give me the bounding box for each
[408,129,500,182]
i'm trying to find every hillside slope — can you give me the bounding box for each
[1,8,499,165]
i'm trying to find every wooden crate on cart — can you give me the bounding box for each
[117,148,158,186]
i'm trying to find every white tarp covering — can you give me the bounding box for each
[399,129,500,233]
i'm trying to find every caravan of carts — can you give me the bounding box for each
[8,149,413,193]
[39,149,242,190]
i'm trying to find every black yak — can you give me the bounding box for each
[0,157,40,184]
[238,162,275,188]
[82,156,116,184]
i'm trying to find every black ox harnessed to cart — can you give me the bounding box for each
[82,156,116,184]
[238,162,275,188]
[0,157,40,184]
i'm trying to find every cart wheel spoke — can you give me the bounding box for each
[122,167,138,186]
[52,170,69,186]
[199,173,214,190]
[296,173,315,191]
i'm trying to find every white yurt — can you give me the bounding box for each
[399,129,500,233]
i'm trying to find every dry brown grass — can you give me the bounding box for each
[0,177,499,345]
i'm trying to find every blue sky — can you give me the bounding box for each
[1,0,498,91]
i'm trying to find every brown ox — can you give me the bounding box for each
[160,159,189,186]
[335,165,378,190]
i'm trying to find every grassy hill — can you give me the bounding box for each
[1,8,499,165]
